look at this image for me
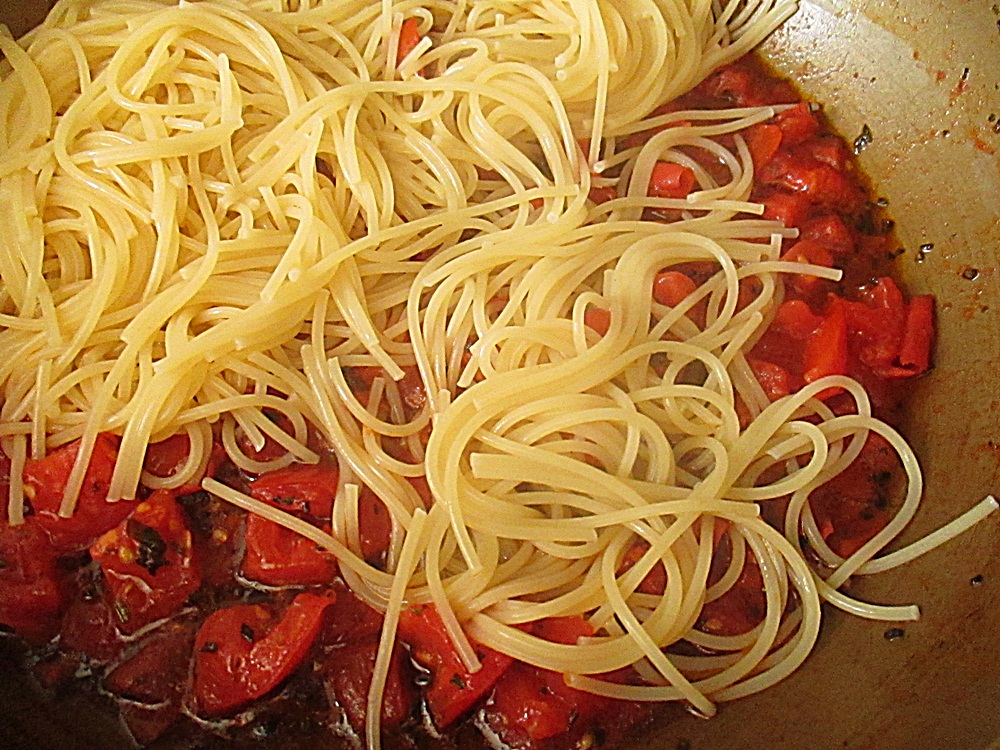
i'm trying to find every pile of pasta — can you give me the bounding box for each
[1,0,995,745]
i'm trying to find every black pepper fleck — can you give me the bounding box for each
[450,673,467,690]
[971,574,985,586]
[876,196,889,207]
[677,741,693,750]
[883,627,905,641]
[201,641,219,653]
[240,624,256,643]
[915,243,934,263]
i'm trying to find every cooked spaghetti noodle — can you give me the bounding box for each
[0,1,995,748]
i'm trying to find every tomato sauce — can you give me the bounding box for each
[0,54,932,750]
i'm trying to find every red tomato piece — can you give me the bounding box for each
[844,277,907,377]
[90,491,202,634]
[322,636,416,735]
[800,213,855,256]
[193,592,335,716]
[59,587,125,662]
[321,579,385,645]
[397,603,514,729]
[783,239,835,296]
[894,295,934,375]
[398,17,422,65]
[772,299,823,340]
[744,123,783,169]
[809,433,899,557]
[803,296,848,392]
[648,162,696,199]
[774,103,820,147]
[588,184,617,204]
[358,487,393,568]
[802,134,852,171]
[749,359,791,401]
[22,433,133,552]
[104,620,195,705]
[250,462,340,521]
[653,270,698,308]
[241,512,337,587]
[0,520,65,644]
[760,189,813,228]
[698,554,766,636]
[583,307,611,336]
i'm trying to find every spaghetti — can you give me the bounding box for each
[0,1,995,748]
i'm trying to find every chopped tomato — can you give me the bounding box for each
[653,270,698,307]
[90,491,201,634]
[398,17,422,65]
[398,603,514,728]
[322,636,416,734]
[782,238,835,295]
[485,618,606,746]
[193,592,335,716]
[774,102,820,146]
[809,433,900,556]
[104,619,194,704]
[648,161,696,199]
[772,299,823,340]
[803,295,848,392]
[760,189,813,228]
[698,553,766,636]
[748,359,791,401]
[800,213,855,256]
[0,521,65,644]
[588,184,617,204]
[59,586,125,661]
[894,295,934,375]
[23,433,134,552]
[583,307,611,336]
[321,579,385,645]
[358,486,392,568]
[250,462,340,521]
[744,123,783,169]
[242,512,336,587]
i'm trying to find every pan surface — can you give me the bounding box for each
[0,1,997,749]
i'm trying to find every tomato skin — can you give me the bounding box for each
[322,636,416,735]
[397,17,422,65]
[242,512,337,587]
[193,592,334,717]
[760,189,813,228]
[321,579,385,645]
[748,359,791,401]
[0,521,65,644]
[104,620,195,707]
[59,586,125,661]
[648,162,696,199]
[774,102,820,147]
[249,462,339,520]
[617,541,668,595]
[23,433,134,552]
[90,490,202,634]
[358,487,392,568]
[397,603,514,729]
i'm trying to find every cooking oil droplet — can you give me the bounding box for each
[961,267,980,280]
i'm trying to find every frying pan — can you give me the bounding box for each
[0,1,997,749]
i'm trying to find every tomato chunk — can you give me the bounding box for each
[23,433,133,552]
[398,603,513,728]
[653,270,698,308]
[648,161,696,199]
[242,512,336,587]
[193,592,335,716]
[90,491,202,634]
[322,636,416,735]
[250,462,340,521]
[744,123,783,169]
[0,521,65,644]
